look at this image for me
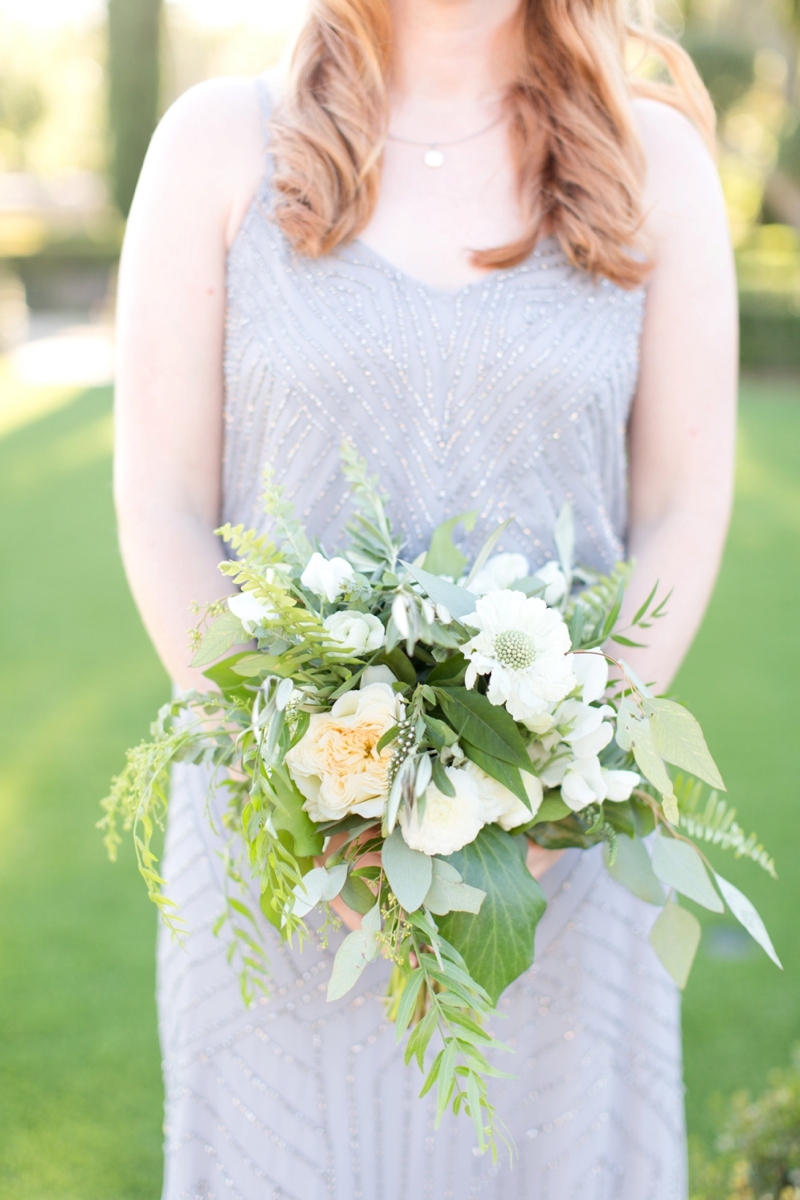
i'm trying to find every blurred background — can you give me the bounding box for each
[0,1,799,1197]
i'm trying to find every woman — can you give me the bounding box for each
[114,0,737,1195]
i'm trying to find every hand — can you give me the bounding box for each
[315,830,381,932]
[526,842,565,881]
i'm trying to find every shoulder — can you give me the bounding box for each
[631,97,727,254]
[139,73,283,247]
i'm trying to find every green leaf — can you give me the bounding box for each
[554,500,575,580]
[463,518,515,589]
[270,764,324,857]
[202,650,259,691]
[375,647,418,686]
[423,511,478,579]
[424,857,486,915]
[340,874,377,915]
[405,1005,438,1070]
[435,688,533,774]
[649,900,701,989]
[714,873,782,968]
[431,757,456,796]
[394,970,426,1040]
[603,835,666,906]
[376,723,400,755]
[617,703,676,809]
[651,833,723,913]
[643,698,726,791]
[435,1039,458,1124]
[382,826,433,913]
[231,652,295,678]
[460,741,530,808]
[528,792,571,825]
[426,652,467,687]
[326,926,379,1001]
[400,562,478,620]
[192,610,247,667]
[439,825,546,1004]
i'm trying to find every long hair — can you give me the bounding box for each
[269,0,714,289]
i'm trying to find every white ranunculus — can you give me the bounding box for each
[399,766,484,856]
[468,552,530,597]
[463,760,542,830]
[228,590,275,635]
[533,560,567,606]
[602,768,640,801]
[300,552,355,602]
[323,610,385,654]
[285,682,405,822]
[462,590,576,722]
[572,651,609,704]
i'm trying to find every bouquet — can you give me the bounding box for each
[101,444,780,1157]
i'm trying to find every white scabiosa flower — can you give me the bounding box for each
[228,591,275,635]
[462,590,576,722]
[462,760,542,830]
[533,560,567,605]
[468,552,529,596]
[300,552,355,602]
[399,766,484,856]
[323,610,385,654]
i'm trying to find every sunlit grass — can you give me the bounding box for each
[0,380,797,1196]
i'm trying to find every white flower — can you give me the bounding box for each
[285,682,404,821]
[228,590,275,635]
[468,552,529,596]
[555,698,615,757]
[561,755,607,810]
[361,665,396,687]
[462,590,576,722]
[602,768,640,801]
[399,766,484,856]
[572,651,609,704]
[463,760,542,830]
[323,610,385,654]
[533,560,567,605]
[300,552,355,602]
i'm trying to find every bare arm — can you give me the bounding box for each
[114,78,265,690]
[616,100,738,693]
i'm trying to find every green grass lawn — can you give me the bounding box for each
[0,379,798,1197]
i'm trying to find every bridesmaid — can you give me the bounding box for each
[114,0,737,1196]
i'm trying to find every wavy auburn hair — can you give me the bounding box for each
[269,0,714,289]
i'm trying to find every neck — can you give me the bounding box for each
[387,0,521,131]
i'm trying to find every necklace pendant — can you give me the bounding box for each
[423,147,445,169]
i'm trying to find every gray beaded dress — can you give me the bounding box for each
[156,80,687,1200]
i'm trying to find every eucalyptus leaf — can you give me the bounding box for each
[435,688,533,774]
[649,900,701,989]
[603,835,666,906]
[382,826,433,912]
[326,925,379,1001]
[651,833,723,912]
[554,500,575,580]
[340,874,377,915]
[714,872,782,968]
[291,867,329,917]
[191,609,246,667]
[463,518,515,588]
[644,698,726,791]
[423,511,478,579]
[439,825,546,1004]
[400,562,478,620]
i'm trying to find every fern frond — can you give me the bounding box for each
[216,522,280,567]
[675,774,777,878]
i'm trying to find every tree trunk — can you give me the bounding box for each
[107,0,163,217]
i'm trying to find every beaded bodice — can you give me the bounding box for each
[222,145,645,574]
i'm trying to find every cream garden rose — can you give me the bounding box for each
[463,759,543,830]
[285,682,404,821]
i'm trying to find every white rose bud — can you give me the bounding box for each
[323,610,385,654]
[300,552,355,602]
[391,593,411,639]
[228,590,275,635]
[435,602,452,625]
